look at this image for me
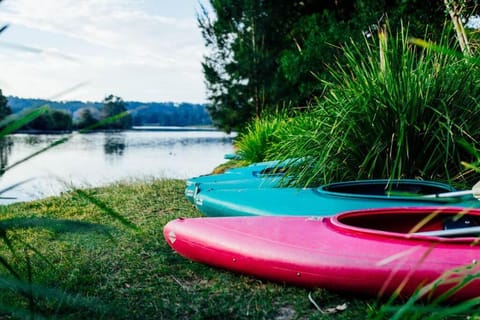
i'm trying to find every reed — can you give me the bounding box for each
[265,24,480,188]
[233,111,290,164]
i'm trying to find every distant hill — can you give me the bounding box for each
[7,96,213,127]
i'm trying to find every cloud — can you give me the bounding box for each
[0,0,207,102]
[1,0,204,59]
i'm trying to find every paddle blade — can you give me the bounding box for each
[472,180,480,199]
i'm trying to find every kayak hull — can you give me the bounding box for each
[164,207,480,301]
[193,179,479,217]
[185,159,289,203]
[185,174,284,203]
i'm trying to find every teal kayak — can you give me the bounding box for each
[186,175,285,203]
[193,179,479,217]
[185,159,291,203]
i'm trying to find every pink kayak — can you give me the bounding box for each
[163,207,480,301]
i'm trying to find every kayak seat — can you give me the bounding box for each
[339,211,446,234]
[338,210,480,235]
[324,182,452,197]
[443,215,480,231]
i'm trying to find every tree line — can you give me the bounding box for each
[198,0,478,132]
[2,94,212,132]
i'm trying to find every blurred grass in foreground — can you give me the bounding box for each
[0,105,140,318]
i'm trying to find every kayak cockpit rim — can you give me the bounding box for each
[316,179,466,203]
[328,206,480,243]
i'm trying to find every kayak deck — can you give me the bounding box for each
[164,207,480,301]
[333,207,480,239]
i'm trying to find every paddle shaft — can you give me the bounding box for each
[422,190,473,198]
[415,226,480,237]
[423,180,480,198]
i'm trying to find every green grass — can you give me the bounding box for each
[0,179,479,318]
[0,179,380,319]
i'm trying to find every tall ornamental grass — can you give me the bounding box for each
[271,25,480,187]
[233,111,290,164]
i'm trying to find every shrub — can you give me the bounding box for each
[272,24,480,187]
[234,111,291,164]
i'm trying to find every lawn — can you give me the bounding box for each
[0,179,474,319]
[0,179,380,319]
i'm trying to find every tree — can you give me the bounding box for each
[198,0,448,132]
[49,109,73,130]
[0,89,12,121]
[198,0,307,132]
[100,95,132,130]
[75,107,99,130]
[26,107,72,131]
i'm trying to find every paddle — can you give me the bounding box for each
[422,180,480,199]
[415,226,480,237]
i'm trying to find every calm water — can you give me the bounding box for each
[0,129,236,204]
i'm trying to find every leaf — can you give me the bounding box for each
[74,190,139,231]
[0,106,49,138]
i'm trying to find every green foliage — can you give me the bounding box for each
[234,112,290,163]
[26,107,73,131]
[49,108,72,130]
[278,13,342,106]
[9,97,213,127]
[100,94,133,130]
[74,107,99,129]
[0,89,11,122]
[8,95,208,132]
[0,106,49,136]
[199,0,450,132]
[267,25,480,187]
[198,0,315,132]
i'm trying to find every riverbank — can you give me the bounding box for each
[0,179,471,319]
[0,179,373,319]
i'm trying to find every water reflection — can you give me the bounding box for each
[103,133,126,160]
[23,135,42,145]
[0,130,235,203]
[0,136,13,175]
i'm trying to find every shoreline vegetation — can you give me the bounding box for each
[0,178,474,319]
[7,96,213,131]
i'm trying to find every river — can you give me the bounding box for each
[0,129,236,204]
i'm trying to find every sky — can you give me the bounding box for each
[0,0,210,103]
